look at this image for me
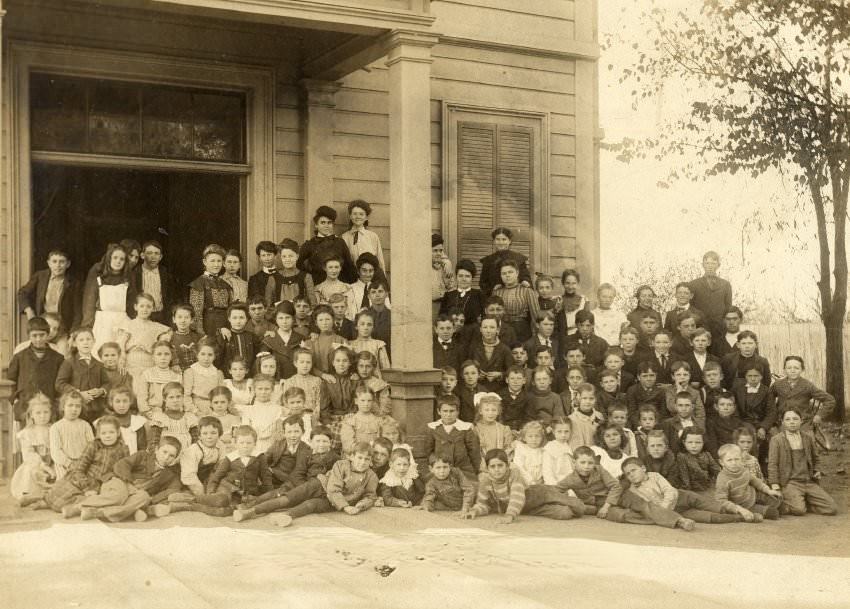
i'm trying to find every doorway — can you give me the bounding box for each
[31,164,241,292]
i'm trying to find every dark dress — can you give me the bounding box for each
[296,234,356,284]
[478,250,532,298]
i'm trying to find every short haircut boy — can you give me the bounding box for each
[282,414,305,430]
[198,416,224,435]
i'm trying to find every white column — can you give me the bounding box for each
[385,30,438,368]
[301,79,340,242]
[382,30,441,458]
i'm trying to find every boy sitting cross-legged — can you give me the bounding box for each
[715,444,782,521]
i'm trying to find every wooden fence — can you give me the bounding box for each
[747,322,850,406]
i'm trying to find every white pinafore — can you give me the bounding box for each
[92,277,130,356]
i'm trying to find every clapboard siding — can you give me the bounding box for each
[432,1,576,52]
[274,83,305,239]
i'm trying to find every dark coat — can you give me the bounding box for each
[433,335,466,373]
[265,440,311,489]
[206,452,273,496]
[440,288,485,326]
[296,234,356,284]
[424,421,480,477]
[688,276,732,333]
[18,270,82,332]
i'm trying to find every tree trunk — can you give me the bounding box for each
[823,313,846,422]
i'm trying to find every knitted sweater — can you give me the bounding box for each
[421,467,476,511]
[715,467,772,510]
[318,459,378,510]
[472,465,527,518]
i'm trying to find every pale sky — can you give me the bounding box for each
[598,0,822,321]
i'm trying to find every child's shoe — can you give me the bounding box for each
[150,504,171,518]
[750,513,764,523]
[233,508,257,522]
[675,517,695,531]
[61,504,82,519]
[269,513,293,528]
[134,509,148,522]
[764,506,780,520]
[17,494,43,508]
[80,507,102,520]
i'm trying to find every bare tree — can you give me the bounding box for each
[608,0,849,420]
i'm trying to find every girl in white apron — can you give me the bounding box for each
[82,244,133,357]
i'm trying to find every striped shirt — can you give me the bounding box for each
[493,284,541,325]
[472,465,527,518]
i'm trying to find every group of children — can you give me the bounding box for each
[7,211,840,528]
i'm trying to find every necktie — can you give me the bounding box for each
[264,274,277,308]
[353,230,359,245]
[661,355,667,369]
[361,283,370,309]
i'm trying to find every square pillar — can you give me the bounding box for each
[301,79,340,241]
[383,30,441,458]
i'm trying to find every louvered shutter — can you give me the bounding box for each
[457,121,534,285]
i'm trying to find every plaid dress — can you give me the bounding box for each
[45,439,129,510]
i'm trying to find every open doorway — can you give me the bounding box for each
[31,164,241,293]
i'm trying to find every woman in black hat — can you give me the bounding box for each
[296,205,357,285]
[479,227,532,298]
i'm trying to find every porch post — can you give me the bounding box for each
[301,79,340,241]
[382,30,441,459]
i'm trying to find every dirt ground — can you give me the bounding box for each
[1,426,848,609]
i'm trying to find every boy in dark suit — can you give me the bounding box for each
[663,282,705,335]
[129,241,176,324]
[645,330,675,384]
[433,314,465,372]
[7,317,65,422]
[563,310,609,368]
[711,306,744,359]
[18,249,81,334]
[688,251,732,336]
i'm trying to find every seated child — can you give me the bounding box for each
[232,441,378,526]
[473,392,514,469]
[606,403,638,456]
[209,387,241,451]
[265,414,311,490]
[378,447,425,508]
[182,340,225,416]
[592,423,629,479]
[527,367,567,428]
[733,366,774,468]
[705,390,748,456]
[596,370,627,414]
[512,420,546,485]
[663,361,706,427]
[733,426,764,480]
[623,457,747,526]
[498,365,530,431]
[55,328,109,422]
[282,349,325,428]
[148,382,200,453]
[660,392,698,455]
[222,358,254,415]
[464,449,583,524]
[542,418,574,485]
[180,425,273,516]
[77,436,181,522]
[339,384,392,453]
[323,346,356,447]
[99,342,132,392]
[101,386,147,455]
[559,365,586,414]
[642,430,681,487]
[169,305,202,372]
[557,446,651,524]
[242,375,284,453]
[12,394,55,502]
[568,383,604,451]
[8,317,65,423]
[769,355,835,432]
[626,361,666,428]
[425,395,480,481]
[633,404,658,461]
[132,341,181,418]
[370,437,394,480]
[417,455,477,516]
[304,426,340,481]
[715,444,782,521]
[676,430,722,492]
[49,391,94,480]
[767,409,838,516]
[42,416,129,517]
[455,360,483,423]
[166,414,225,502]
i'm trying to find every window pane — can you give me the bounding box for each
[193,93,244,162]
[89,81,140,155]
[142,88,193,159]
[30,74,87,152]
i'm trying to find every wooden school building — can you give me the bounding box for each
[0,0,600,456]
